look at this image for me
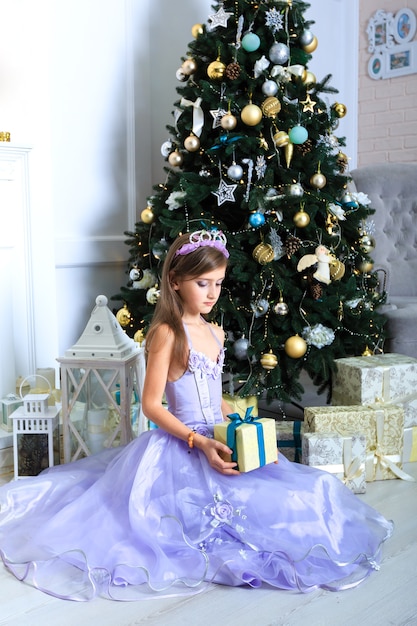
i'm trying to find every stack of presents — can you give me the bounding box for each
[221,353,416,490]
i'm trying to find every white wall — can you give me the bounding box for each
[0,0,357,397]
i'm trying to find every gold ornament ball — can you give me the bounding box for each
[329,259,346,281]
[261,96,281,118]
[303,35,318,53]
[168,150,183,167]
[362,345,373,356]
[253,242,275,265]
[310,172,327,189]
[134,329,145,345]
[260,351,278,370]
[359,234,375,253]
[207,59,226,80]
[241,103,263,126]
[284,335,307,358]
[181,58,197,75]
[191,23,204,38]
[116,305,131,328]
[357,260,374,274]
[221,113,237,130]
[293,209,310,228]
[303,71,316,86]
[184,134,200,152]
[141,206,154,224]
[273,130,289,147]
[333,102,347,118]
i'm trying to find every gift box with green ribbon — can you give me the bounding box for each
[214,407,277,472]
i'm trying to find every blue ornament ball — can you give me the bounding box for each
[249,212,266,228]
[242,32,261,52]
[288,125,308,145]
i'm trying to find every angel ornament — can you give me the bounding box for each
[297,245,332,285]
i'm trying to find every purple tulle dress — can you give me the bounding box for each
[0,326,393,601]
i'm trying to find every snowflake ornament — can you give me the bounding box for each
[265,8,284,34]
[270,229,285,259]
[255,155,267,179]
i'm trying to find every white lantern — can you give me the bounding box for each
[10,377,60,479]
[57,295,146,463]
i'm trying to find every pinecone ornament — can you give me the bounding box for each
[295,139,313,157]
[225,62,241,80]
[309,281,323,300]
[285,235,302,258]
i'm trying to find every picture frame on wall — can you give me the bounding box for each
[367,8,417,79]
[368,53,385,80]
[366,9,393,53]
[384,42,417,79]
[392,9,416,44]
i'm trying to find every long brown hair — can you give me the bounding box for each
[145,232,228,369]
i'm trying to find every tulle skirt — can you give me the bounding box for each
[0,429,393,601]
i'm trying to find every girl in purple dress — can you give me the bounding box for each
[0,230,393,601]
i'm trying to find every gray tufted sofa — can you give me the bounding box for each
[350,162,417,359]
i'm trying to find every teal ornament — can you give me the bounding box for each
[242,32,261,52]
[249,212,265,227]
[341,192,359,208]
[288,125,308,145]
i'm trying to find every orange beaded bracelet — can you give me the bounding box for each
[188,431,195,450]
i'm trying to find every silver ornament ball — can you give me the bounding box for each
[299,29,314,46]
[175,68,187,82]
[269,42,290,64]
[161,140,173,157]
[274,300,289,316]
[227,163,243,180]
[288,183,304,198]
[262,80,279,96]
[233,337,249,360]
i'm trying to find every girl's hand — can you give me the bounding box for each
[194,435,240,475]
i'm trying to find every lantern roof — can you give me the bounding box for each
[63,295,139,360]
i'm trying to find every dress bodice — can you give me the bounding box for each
[164,321,225,432]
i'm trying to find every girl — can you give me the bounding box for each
[0,230,393,601]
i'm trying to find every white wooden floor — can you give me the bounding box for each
[0,459,416,626]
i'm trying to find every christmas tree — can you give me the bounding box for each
[112,0,385,405]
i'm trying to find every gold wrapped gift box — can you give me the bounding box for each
[1,395,23,432]
[332,354,417,427]
[304,404,413,482]
[222,394,258,416]
[403,426,417,463]
[214,413,277,473]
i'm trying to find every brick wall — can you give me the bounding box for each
[358,0,417,166]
